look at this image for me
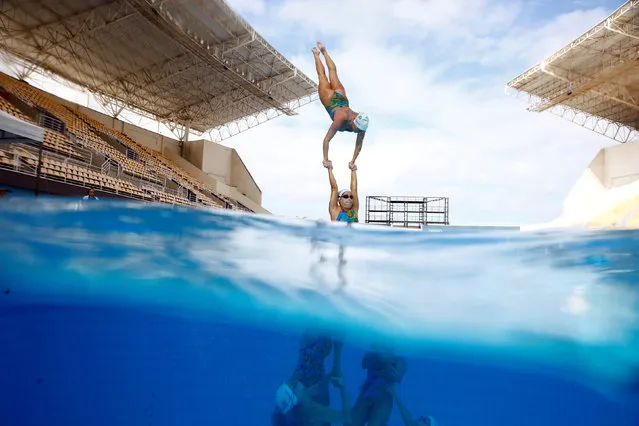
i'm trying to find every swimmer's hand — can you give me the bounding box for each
[323,159,333,169]
[348,161,357,171]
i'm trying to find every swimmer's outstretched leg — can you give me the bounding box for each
[317,42,344,93]
[313,47,332,104]
[312,47,326,78]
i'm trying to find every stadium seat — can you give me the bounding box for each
[0,72,226,208]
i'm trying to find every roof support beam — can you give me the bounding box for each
[1,1,134,80]
[163,70,299,122]
[102,33,256,92]
[8,0,121,37]
[549,102,637,143]
[530,57,639,113]
[506,0,638,89]
[604,17,639,41]
[206,92,317,143]
[102,53,190,87]
[48,12,137,51]
[0,0,318,134]
[194,0,236,38]
[128,0,296,116]
[533,61,639,113]
[213,33,256,59]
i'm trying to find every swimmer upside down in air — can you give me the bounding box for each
[312,41,369,170]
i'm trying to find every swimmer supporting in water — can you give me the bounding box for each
[273,375,351,426]
[328,163,359,223]
[350,348,408,426]
[272,333,351,426]
[312,41,368,170]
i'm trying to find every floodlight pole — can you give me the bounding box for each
[179,121,190,157]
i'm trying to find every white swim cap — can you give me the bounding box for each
[275,383,298,414]
[354,112,369,132]
[338,189,350,198]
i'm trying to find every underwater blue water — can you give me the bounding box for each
[0,197,638,426]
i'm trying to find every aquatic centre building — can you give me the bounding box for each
[507,0,639,229]
[0,0,317,212]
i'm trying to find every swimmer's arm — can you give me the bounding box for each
[323,119,345,162]
[304,378,351,424]
[328,167,339,216]
[331,340,343,377]
[339,381,352,425]
[301,395,351,425]
[393,392,418,426]
[350,168,358,211]
[351,132,365,164]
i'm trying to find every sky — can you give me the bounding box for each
[217,0,625,226]
[1,0,629,226]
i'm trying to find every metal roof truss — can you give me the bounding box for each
[0,0,319,139]
[506,0,639,143]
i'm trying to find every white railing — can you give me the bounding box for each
[0,143,202,206]
[37,113,65,134]
[100,159,111,174]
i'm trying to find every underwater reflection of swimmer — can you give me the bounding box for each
[349,347,408,426]
[309,237,348,292]
[273,375,352,426]
[337,245,346,290]
[272,333,352,425]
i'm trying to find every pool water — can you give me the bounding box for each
[0,198,638,426]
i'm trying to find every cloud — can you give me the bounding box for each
[222,0,619,225]
[476,8,611,66]
[227,0,266,15]
[275,0,522,42]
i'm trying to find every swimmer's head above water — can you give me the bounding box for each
[338,189,354,210]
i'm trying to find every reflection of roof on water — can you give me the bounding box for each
[506,0,639,143]
[0,0,318,139]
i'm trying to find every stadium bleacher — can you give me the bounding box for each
[0,72,229,208]
[0,0,319,212]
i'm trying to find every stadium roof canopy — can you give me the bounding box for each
[0,0,318,139]
[506,0,639,143]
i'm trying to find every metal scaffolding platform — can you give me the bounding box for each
[365,196,450,228]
